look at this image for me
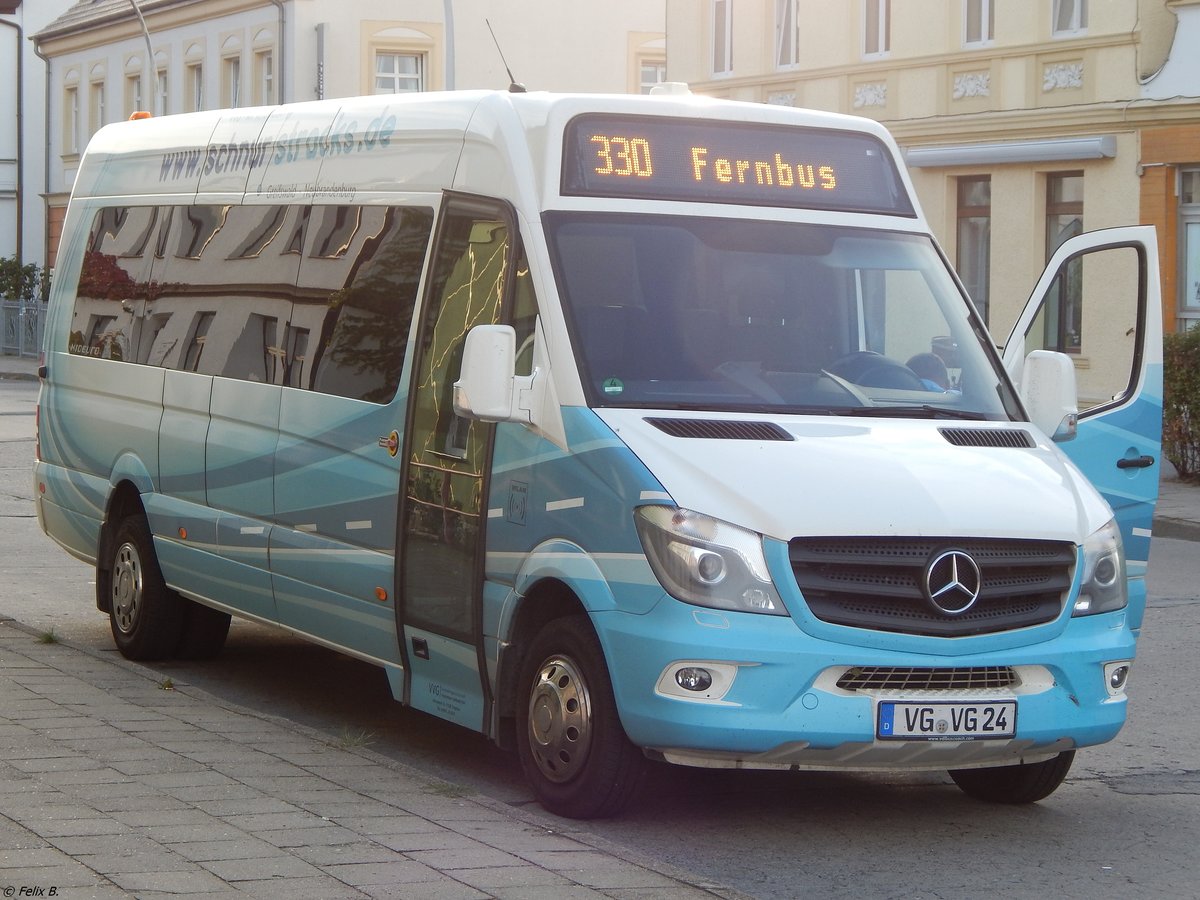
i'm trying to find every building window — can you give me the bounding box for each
[1180,169,1200,330]
[157,69,169,115]
[639,59,667,93]
[712,0,733,75]
[254,50,274,105]
[223,56,242,108]
[64,86,80,155]
[776,0,798,68]
[374,52,424,93]
[125,73,143,116]
[864,0,891,57]
[1044,172,1084,352]
[1053,0,1087,36]
[89,81,106,135]
[187,62,204,112]
[964,0,994,46]
[956,177,991,325]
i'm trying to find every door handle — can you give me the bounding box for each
[1116,455,1155,470]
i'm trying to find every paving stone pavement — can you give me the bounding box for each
[0,619,746,900]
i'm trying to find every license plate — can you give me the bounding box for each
[877,700,1016,741]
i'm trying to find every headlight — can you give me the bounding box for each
[1072,519,1127,616]
[635,506,787,616]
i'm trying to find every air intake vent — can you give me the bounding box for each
[646,418,794,441]
[939,427,1035,448]
[836,666,1018,692]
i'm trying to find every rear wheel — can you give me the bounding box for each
[104,515,185,661]
[950,750,1075,804]
[517,616,647,819]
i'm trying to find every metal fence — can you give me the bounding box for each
[1,298,45,358]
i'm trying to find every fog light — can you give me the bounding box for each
[675,667,713,692]
[1109,665,1129,691]
[1104,661,1131,697]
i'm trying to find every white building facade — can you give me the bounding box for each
[1,0,77,270]
[33,0,666,267]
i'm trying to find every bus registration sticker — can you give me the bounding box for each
[877,701,1016,741]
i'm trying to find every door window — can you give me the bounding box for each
[401,201,512,640]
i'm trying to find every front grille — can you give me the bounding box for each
[836,666,1018,692]
[789,537,1075,637]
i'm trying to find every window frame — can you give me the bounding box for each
[1044,171,1085,353]
[373,50,425,94]
[776,0,799,69]
[712,0,733,76]
[863,0,891,59]
[1052,0,1087,37]
[963,0,995,47]
[956,175,992,325]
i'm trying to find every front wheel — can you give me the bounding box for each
[517,616,647,819]
[949,750,1075,804]
[104,515,185,661]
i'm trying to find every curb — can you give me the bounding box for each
[1152,516,1200,544]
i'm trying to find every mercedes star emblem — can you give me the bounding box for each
[923,549,982,616]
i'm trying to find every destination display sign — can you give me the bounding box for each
[562,113,914,216]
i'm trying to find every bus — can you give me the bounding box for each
[34,88,1162,818]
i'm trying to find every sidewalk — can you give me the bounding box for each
[0,618,739,899]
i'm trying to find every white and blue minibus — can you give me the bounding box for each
[34,88,1162,818]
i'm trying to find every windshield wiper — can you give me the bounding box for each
[841,405,990,421]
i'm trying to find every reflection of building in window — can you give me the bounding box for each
[230,207,287,259]
[375,52,423,93]
[87,315,118,352]
[178,206,229,259]
[312,206,362,258]
[283,326,309,388]
[956,176,991,324]
[1045,172,1083,352]
[184,312,215,371]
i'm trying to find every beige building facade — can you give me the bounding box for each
[667,0,1200,355]
[33,0,666,267]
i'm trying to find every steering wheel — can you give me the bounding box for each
[827,351,927,391]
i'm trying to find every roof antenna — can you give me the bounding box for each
[486,19,526,93]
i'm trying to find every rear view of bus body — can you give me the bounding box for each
[34,90,1162,819]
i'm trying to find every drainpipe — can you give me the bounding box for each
[443,0,454,90]
[269,0,285,102]
[32,36,50,271]
[1,14,23,263]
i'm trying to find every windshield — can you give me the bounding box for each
[544,213,1022,420]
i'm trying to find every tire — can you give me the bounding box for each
[517,616,648,819]
[950,750,1075,804]
[176,600,231,660]
[105,515,185,661]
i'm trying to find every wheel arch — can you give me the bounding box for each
[95,479,148,613]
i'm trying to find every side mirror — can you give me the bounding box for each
[1021,349,1078,442]
[454,324,516,421]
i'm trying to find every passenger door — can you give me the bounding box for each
[1002,226,1163,629]
[397,196,512,730]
